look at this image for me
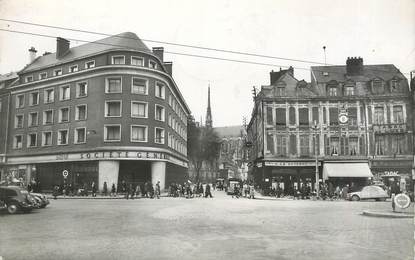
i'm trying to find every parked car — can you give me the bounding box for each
[347,185,389,201]
[30,192,50,208]
[0,186,35,214]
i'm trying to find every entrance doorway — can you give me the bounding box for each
[118,161,151,189]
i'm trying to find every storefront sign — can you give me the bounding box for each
[265,161,321,167]
[373,124,406,133]
[62,170,69,178]
[78,151,169,160]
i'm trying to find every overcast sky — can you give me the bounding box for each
[0,0,414,127]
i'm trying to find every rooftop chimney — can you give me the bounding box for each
[163,62,173,76]
[28,47,37,63]
[56,37,70,59]
[346,57,363,76]
[152,47,164,62]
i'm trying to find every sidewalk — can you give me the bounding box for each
[46,193,170,200]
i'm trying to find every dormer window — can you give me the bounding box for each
[149,60,157,69]
[112,56,125,65]
[328,86,337,96]
[85,60,95,69]
[39,72,47,80]
[53,69,62,76]
[345,86,355,96]
[69,65,78,73]
[274,82,286,96]
[390,79,399,93]
[25,76,33,83]
[372,79,384,94]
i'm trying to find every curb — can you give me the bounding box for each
[362,210,414,218]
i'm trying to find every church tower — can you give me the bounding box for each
[205,86,212,128]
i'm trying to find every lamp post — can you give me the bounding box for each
[313,120,319,197]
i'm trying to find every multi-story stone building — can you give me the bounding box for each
[247,58,413,194]
[216,125,248,180]
[0,32,190,191]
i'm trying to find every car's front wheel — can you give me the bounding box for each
[7,203,18,214]
[351,195,360,201]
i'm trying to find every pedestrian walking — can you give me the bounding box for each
[52,185,60,199]
[103,182,108,196]
[111,183,116,197]
[135,184,141,198]
[205,183,213,198]
[249,184,255,199]
[155,181,161,199]
[92,182,97,197]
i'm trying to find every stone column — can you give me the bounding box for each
[151,161,166,190]
[98,160,119,192]
[295,103,299,126]
[389,103,394,124]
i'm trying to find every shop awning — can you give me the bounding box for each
[323,163,373,179]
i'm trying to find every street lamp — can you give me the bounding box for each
[313,120,319,197]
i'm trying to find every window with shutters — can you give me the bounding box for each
[349,137,358,155]
[29,112,38,127]
[44,88,54,103]
[375,135,385,155]
[289,134,297,155]
[266,133,274,154]
[27,133,37,147]
[266,107,273,125]
[289,107,296,125]
[16,94,24,108]
[393,106,403,123]
[14,135,23,149]
[330,137,339,155]
[374,107,384,124]
[155,127,165,144]
[348,107,357,126]
[76,82,88,98]
[43,110,53,125]
[312,107,319,124]
[60,85,70,100]
[329,108,338,126]
[359,135,365,155]
[59,107,70,123]
[276,135,287,156]
[300,135,309,156]
[29,92,39,106]
[299,108,309,126]
[276,108,286,127]
[15,115,24,128]
[155,105,165,121]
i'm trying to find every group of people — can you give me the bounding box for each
[232,182,255,199]
[109,180,161,199]
[168,182,213,198]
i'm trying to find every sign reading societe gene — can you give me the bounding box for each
[79,151,169,160]
[265,161,321,167]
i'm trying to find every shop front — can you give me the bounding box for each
[322,161,372,191]
[3,149,188,193]
[371,159,413,193]
[254,160,322,196]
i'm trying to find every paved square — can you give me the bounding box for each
[0,192,413,260]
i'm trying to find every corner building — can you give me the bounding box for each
[247,58,413,194]
[1,32,190,191]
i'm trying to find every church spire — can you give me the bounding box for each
[205,85,212,128]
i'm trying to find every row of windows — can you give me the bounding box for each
[15,82,87,108]
[265,105,405,126]
[168,94,186,124]
[14,105,87,128]
[12,125,185,154]
[24,55,161,83]
[326,79,402,97]
[25,61,95,83]
[168,132,187,155]
[14,128,87,148]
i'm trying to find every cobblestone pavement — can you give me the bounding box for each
[0,191,413,260]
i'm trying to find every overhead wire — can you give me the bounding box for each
[0,28,411,78]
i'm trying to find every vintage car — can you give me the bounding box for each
[347,185,389,201]
[30,192,50,208]
[0,186,35,214]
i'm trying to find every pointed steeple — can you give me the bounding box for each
[205,85,212,128]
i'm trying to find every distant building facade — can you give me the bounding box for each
[247,58,413,194]
[216,125,249,180]
[0,33,190,191]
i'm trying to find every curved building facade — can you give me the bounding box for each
[0,32,190,191]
